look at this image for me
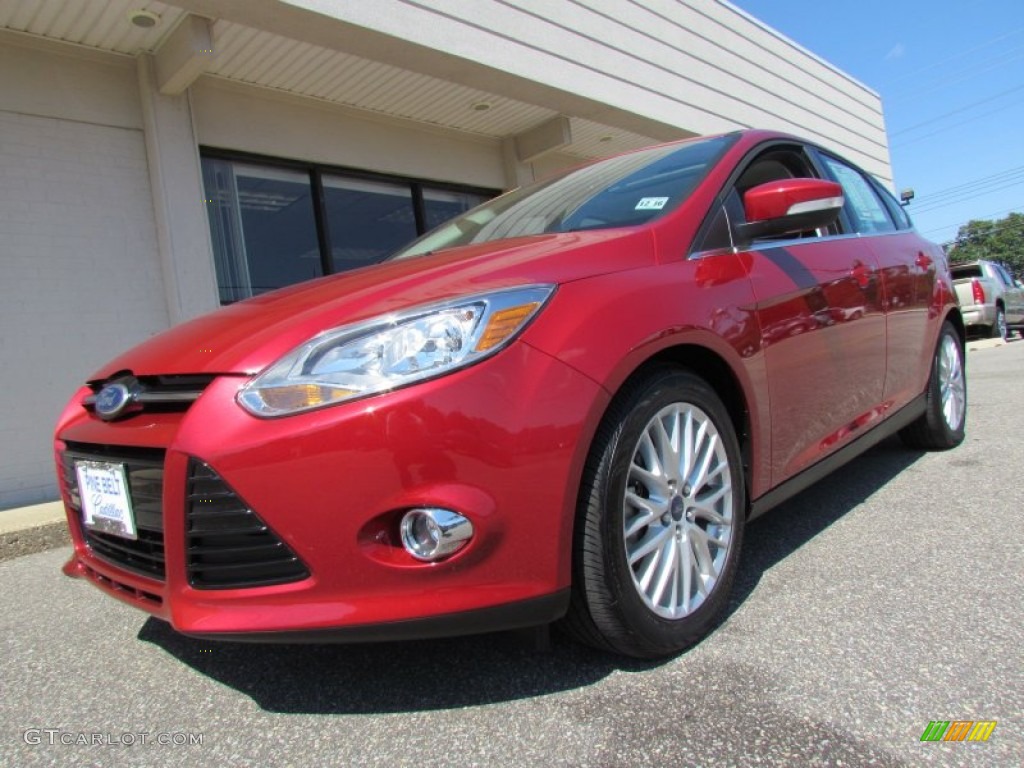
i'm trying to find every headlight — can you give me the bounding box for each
[237,285,555,417]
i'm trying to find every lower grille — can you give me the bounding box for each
[186,460,310,589]
[61,444,166,580]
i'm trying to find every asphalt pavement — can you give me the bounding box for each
[2,338,1021,767]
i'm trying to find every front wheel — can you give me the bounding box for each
[563,368,746,658]
[899,321,966,450]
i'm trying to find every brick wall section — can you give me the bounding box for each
[0,110,169,509]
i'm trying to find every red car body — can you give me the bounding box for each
[55,130,962,647]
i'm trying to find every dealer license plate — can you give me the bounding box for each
[75,461,137,540]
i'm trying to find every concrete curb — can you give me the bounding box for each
[966,337,1008,351]
[0,522,70,562]
[0,501,69,561]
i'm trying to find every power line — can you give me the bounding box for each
[912,165,1024,204]
[883,27,1024,85]
[890,97,1024,148]
[920,205,1022,237]
[886,47,1024,102]
[889,83,1024,136]
[913,179,1024,215]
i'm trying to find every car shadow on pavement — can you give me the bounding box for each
[727,435,923,614]
[138,436,924,715]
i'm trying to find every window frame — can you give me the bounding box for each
[812,149,900,235]
[690,140,847,256]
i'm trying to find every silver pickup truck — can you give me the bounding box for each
[950,260,1024,339]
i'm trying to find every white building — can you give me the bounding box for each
[0,0,889,510]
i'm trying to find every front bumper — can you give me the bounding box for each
[56,342,606,639]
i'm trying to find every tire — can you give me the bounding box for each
[899,321,966,450]
[991,307,1007,339]
[562,367,746,658]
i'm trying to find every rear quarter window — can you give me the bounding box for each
[950,265,982,279]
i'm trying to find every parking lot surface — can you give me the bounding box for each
[2,339,1021,767]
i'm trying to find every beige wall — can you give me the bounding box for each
[0,37,168,508]
[191,78,507,189]
[280,0,891,183]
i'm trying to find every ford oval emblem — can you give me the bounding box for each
[94,382,133,420]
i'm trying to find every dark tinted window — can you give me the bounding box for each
[201,154,497,303]
[323,176,418,273]
[203,160,321,303]
[950,264,982,279]
[423,189,490,230]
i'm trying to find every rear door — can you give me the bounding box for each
[815,151,940,409]
[991,262,1024,325]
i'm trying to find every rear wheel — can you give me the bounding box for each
[900,321,966,450]
[563,368,745,658]
[992,307,1007,339]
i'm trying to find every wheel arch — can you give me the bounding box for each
[945,307,966,345]
[581,341,756,520]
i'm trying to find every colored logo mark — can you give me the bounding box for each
[920,721,997,742]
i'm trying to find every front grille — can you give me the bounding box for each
[61,443,166,580]
[83,374,216,418]
[186,460,310,589]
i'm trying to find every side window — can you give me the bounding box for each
[871,178,913,230]
[820,155,896,234]
[994,264,1013,287]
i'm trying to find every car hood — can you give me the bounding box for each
[90,229,655,380]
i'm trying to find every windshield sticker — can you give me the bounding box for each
[635,197,669,211]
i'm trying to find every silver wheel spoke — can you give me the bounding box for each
[649,535,677,607]
[687,431,718,491]
[628,524,673,566]
[693,483,731,511]
[628,465,668,496]
[624,493,662,537]
[679,535,692,615]
[689,527,715,581]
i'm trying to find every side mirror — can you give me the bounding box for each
[736,178,844,245]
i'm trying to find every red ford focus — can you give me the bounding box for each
[55,130,966,658]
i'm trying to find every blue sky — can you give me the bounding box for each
[733,0,1024,246]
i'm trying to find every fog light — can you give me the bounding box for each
[400,508,473,562]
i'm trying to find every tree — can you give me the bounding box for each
[947,212,1024,278]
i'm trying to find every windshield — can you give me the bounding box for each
[393,133,737,259]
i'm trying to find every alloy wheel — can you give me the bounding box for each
[938,333,966,430]
[623,403,735,619]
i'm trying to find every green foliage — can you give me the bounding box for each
[947,212,1024,278]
